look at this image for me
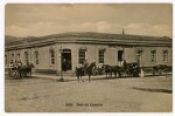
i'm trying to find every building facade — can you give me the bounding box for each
[5,32,172,75]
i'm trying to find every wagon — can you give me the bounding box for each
[10,68,21,79]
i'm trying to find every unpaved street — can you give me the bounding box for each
[5,75,172,112]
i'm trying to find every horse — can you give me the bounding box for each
[18,63,34,78]
[111,65,121,78]
[102,64,112,78]
[102,62,141,78]
[75,62,96,82]
[102,64,121,78]
[96,66,105,75]
[153,64,171,76]
[75,67,84,81]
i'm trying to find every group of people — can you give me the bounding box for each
[8,60,22,77]
[8,60,32,78]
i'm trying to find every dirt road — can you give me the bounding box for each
[5,75,172,112]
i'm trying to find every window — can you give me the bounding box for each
[34,51,39,64]
[79,49,86,64]
[50,49,55,64]
[11,53,14,62]
[98,49,105,63]
[17,53,20,60]
[5,55,7,65]
[24,51,29,63]
[163,50,168,62]
[151,50,156,62]
[118,50,124,61]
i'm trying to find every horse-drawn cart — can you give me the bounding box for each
[7,63,34,79]
[8,67,21,79]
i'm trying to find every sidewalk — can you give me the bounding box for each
[32,73,77,81]
[31,73,145,82]
[32,73,112,82]
[6,71,172,82]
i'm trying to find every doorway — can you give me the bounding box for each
[62,49,72,71]
[118,50,124,61]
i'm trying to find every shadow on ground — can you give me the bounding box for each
[132,87,172,94]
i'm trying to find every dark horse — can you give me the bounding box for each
[153,64,172,76]
[18,63,34,78]
[75,62,96,82]
[102,62,140,78]
[102,64,121,78]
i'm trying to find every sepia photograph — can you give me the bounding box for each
[5,4,172,112]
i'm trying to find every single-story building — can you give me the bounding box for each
[5,32,172,76]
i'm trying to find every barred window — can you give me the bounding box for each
[11,53,14,62]
[50,49,55,64]
[24,52,29,63]
[79,49,86,64]
[151,50,156,62]
[34,51,39,65]
[163,50,168,62]
[98,50,105,63]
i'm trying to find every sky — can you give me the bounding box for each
[5,4,172,38]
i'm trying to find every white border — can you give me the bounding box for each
[0,0,173,3]
[0,0,174,116]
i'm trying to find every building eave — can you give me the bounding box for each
[5,39,172,51]
[5,32,172,51]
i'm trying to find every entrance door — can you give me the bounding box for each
[118,50,124,61]
[118,50,124,67]
[62,49,72,71]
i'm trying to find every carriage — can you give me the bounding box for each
[75,61,141,81]
[153,64,172,75]
[9,60,171,81]
[10,67,21,79]
[75,59,172,82]
[9,63,34,79]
